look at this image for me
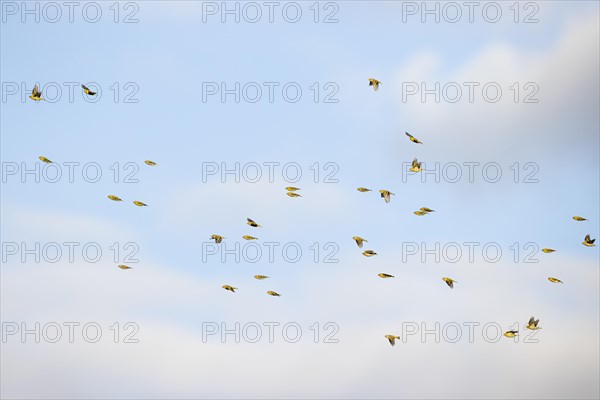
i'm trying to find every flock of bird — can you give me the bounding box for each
[29,80,597,346]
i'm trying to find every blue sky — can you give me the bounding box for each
[1,1,599,399]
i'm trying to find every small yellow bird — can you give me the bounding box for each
[287,192,301,197]
[405,132,423,144]
[211,234,225,243]
[133,201,148,207]
[414,211,428,216]
[420,207,435,213]
[542,248,556,253]
[352,236,367,248]
[108,195,122,202]
[286,187,300,191]
[29,84,44,101]
[573,216,587,221]
[582,234,596,247]
[379,190,395,203]
[525,316,541,330]
[38,156,52,164]
[267,290,281,296]
[247,218,261,227]
[254,275,269,280]
[222,285,237,293]
[442,277,456,288]
[503,330,518,338]
[118,264,132,270]
[378,273,394,278]
[362,250,377,257]
[144,160,157,166]
[385,335,400,346]
[368,78,381,91]
[409,158,422,172]
[357,187,372,192]
[81,84,96,96]
[242,235,258,240]
[548,277,563,283]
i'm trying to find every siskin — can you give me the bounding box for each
[547,277,563,283]
[378,273,394,278]
[379,190,395,203]
[247,218,261,227]
[133,201,148,207]
[368,78,381,91]
[582,234,596,247]
[385,335,400,346]
[108,195,123,202]
[29,84,44,101]
[211,234,225,243]
[254,275,269,280]
[144,160,157,166]
[409,158,422,172]
[267,290,281,297]
[222,285,237,293]
[362,250,377,257]
[118,264,132,270]
[352,236,367,248]
[287,192,301,197]
[81,84,97,96]
[542,248,556,253]
[525,316,541,330]
[405,132,423,144]
[242,235,258,240]
[420,207,435,213]
[503,330,518,338]
[573,216,587,221]
[38,156,53,164]
[414,211,428,216]
[442,277,457,288]
[357,187,372,192]
[286,187,300,191]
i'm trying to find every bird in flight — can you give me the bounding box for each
[378,273,394,278]
[379,190,394,203]
[357,187,372,192]
[362,250,377,257]
[118,264,132,270]
[542,248,556,253]
[573,216,587,221]
[144,160,157,166]
[503,330,518,338]
[247,218,261,227]
[108,195,122,202]
[414,210,429,216]
[352,236,367,248]
[133,201,148,207]
[267,290,281,297]
[420,207,435,213]
[81,84,97,96]
[38,156,52,164]
[211,234,225,243]
[525,316,541,330]
[29,84,44,101]
[409,158,422,172]
[547,277,563,283]
[287,192,301,197]
[242,235,258,240]
[405,132,423,144]
[286,186,300,191]
[582,234,596,247]
[442,277,457,288]
[385,335,400,346]
[254,275,269,280]
[222,285,237,293]
[368,78,381,91]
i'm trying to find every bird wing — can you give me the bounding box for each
[405,132,413,139]
[528,317,535,325]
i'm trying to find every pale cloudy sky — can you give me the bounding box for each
[1,1,599,399]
